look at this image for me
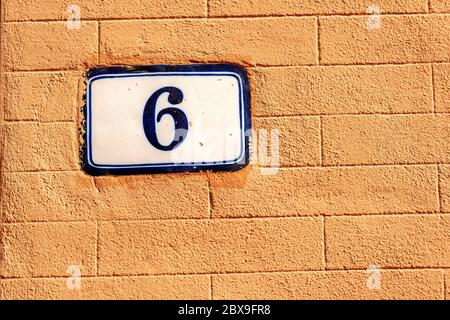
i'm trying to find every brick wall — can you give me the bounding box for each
[0,0,449,299]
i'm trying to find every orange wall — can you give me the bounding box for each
[1,0,450,299]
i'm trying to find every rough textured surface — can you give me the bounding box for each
[1,0,449,300]
[3,72,79,121]
[1,276,210,300]
[0,222,97,277]
[320,15,450,64]
[2,123,78,172]
[3,22,98,71]
[254,117,321,166]
[441,166,450,212]
[4,0,207,21]
[430,0,450,13]
[213,270,444,300]
[325,215,450,269]
[211,166,438,217]
[98,218,323,275]
[99,18,317,66]
[322,115,450,165]
[209,0,428,16]
[446,271,450,300]
[434,64,450,113]
[1,172,209,222]
[251,65,433,116]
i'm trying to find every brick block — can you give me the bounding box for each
[446,271,450,299]
[430,1,450,12]
[441,166,450,212]
[100,18,317,66]
[98,218,324,275]
[2,123,78,172]
[434,64,450,113]
[209,0,428,16]
[3,72,79,121]
[0,222,96,277]
[1,275,210,299]
[325,215,450,269]
[251,65,433,116]
[4,0,206,21]
[3,22,98,71]
[1,171,209,222]
[320,15,450,64]
[212,270,443,299]
[211,166,438,217]
[322,115,450,165]
[254,117,321,166]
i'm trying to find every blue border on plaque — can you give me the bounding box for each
[82,64,252,176]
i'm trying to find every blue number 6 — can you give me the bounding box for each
[143,87,188,151]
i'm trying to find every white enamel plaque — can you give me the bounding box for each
[83,65,251,175]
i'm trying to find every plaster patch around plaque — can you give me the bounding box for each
[82,64,251,175]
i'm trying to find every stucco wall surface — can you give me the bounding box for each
[0,0,449,299]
